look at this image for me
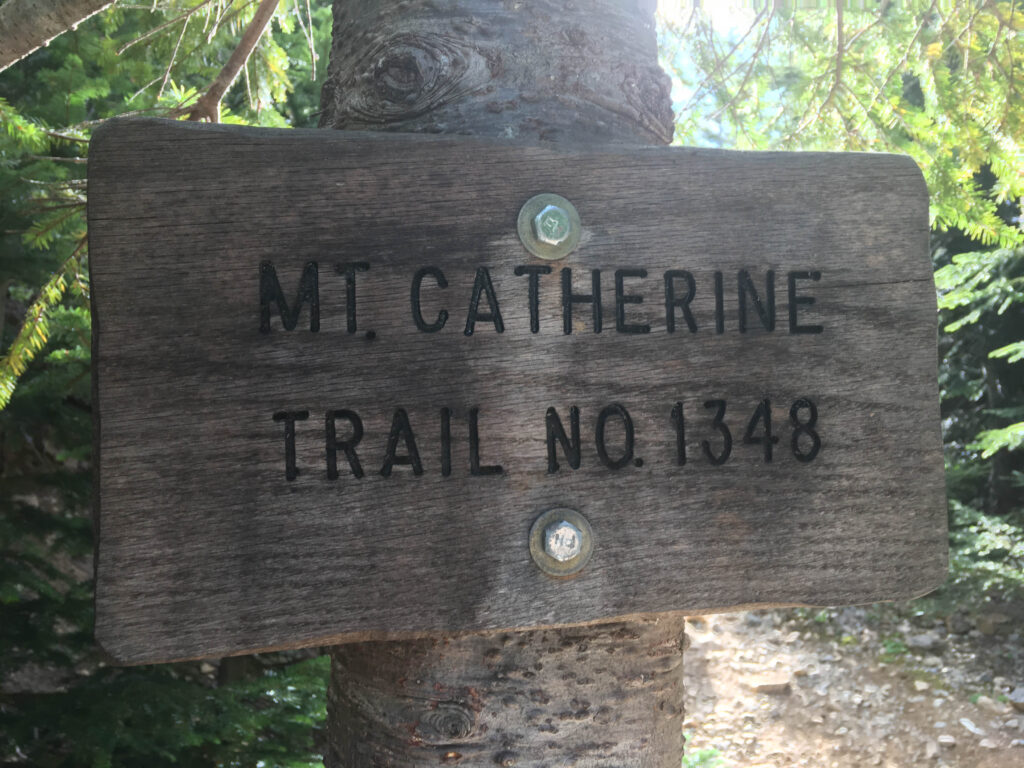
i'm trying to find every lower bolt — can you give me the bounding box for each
[529,508,594,577]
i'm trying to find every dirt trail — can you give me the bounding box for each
[682,606,1024,767]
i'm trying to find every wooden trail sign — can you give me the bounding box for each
[89,118,946,665]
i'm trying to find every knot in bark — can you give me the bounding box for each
[336,32,489,127]
[415,701,476,743]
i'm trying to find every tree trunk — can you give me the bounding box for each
[319,0,672,146]
[327,619,686,767]
[319,2,683,765]
[0,0,113,73]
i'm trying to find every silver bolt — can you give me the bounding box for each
[517,194,581,260]
[533,204,571,246]
[544,520,583,562]
[529,508,593,577]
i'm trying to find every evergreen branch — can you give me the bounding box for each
[680,5,768,114]
[169,0,280,122]
[158,12,191,99]
[843,0,890,50]
[26,154,88,164]
[988,13,1006,61]
[866,0,938,114]
[988,3,1018,100]
[117,0,218,55]
[244,57,253,109]
[971,421,1024,458]
[24,204,86,248]
[709,6,775,122]
[43,129,88,144]
[293,0,316,81]
[840,80,912,140]
[990,341,1024,364]
[209,0,248,43]
[25,199,88,212]
[207,0,260,43]
[0,236,87,410]
[1009,0,1017,93]
[128,74,165,103]
[22,178,87,187]
[818,0,845,116]
[942,0,989,61]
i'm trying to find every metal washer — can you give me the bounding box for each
[529,507,595,578]
[516,193,582,260]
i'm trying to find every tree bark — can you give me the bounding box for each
[0,0,113,73]
[328,619,686,767]
[319,0,673,145]
[319,1,683,765]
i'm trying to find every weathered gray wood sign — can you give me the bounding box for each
[89,118,946,665]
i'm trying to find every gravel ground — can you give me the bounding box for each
[683,604,1024,767]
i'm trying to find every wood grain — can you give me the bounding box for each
[89,118,946,665]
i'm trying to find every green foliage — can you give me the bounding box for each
[661,1,1022,248]
[681,749,727,768]
[0,0,331,406]
[947,500,1024,599]
[937,243,1024,459]
[1,3,331,765]
[879,636,910,662]
[682,733,727,768]
[0,242,88,408]
[0,97,88,408]
[0,657,327,767]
